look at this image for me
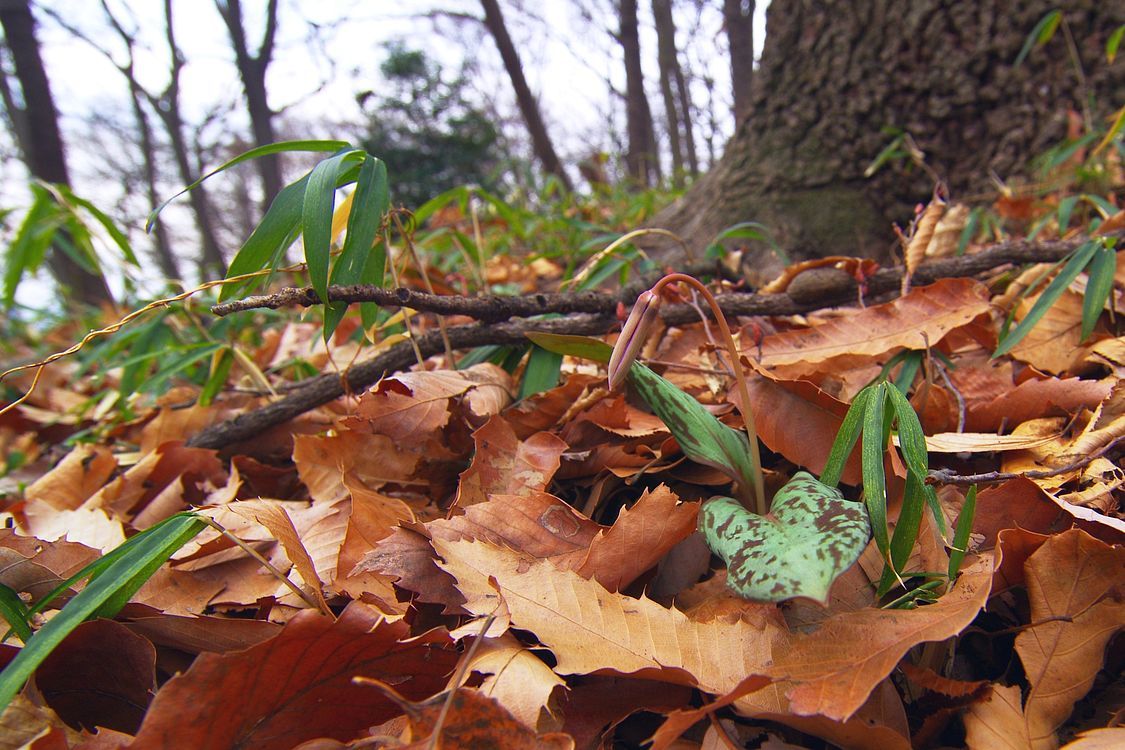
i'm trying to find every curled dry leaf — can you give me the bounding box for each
[461,632,566,732]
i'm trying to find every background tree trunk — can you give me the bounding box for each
[723,0,754,123]
[619,0,660,187]
[479,0,573,192]
[656,0,1125,277]
[0,0,113,307]
[215,0,282,212]
[652,0,686,186]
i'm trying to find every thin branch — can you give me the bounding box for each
[928,436,1124,485]
[184,313,616,450]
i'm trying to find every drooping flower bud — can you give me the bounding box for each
[607,288,662,390]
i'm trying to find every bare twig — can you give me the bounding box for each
[928,436,1124,485]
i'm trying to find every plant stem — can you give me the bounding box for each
[651,273,766,514]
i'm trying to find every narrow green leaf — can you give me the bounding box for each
[629,363,758,495]
[198,347,234,407]
[862,383,890,558]
[891,350,923,394]
[819,386,872,488]
[885,383,929,480]
[1056,195,1079,234]
[948,485,978,580]
[147,140,349,231]
[1015,9,1061,66]
[0,584,32,643]
[518,345,563,399]
[218,174,310,302]
[994,240,1099,357]
[0,514,204,710]
[525,332,613,363]
[1081,244,1117,341]
[3,189,57,308]
[877,471,927,596]
[1108,24,1125,62]
[303,149,362,305]
[62,187,139,267]
[325,156,389,339]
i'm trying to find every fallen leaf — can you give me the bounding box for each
[764,552,995,720]
[433,537,786,694]
[1061,728,1125,749]
[757,278,991,371]
[453,416,568,508]
[129,603,457,750]
[34,620,155,735]
[358,683,574,749]
[1016,529,1125,749]
[461,633,566,732]
[964,683,1031,750]
[23,444,116,512]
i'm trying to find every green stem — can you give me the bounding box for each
[651,273,766,515]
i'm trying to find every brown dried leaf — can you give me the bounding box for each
[764,553,995,720]
[433,537,785,693]
[573,485,698,592]
[23,444,116,511]
[1016,529,1125,749]
[462,632,566,732]
[129,604,457,750]
[757,278,991,372]
[965,683,1031,750]
[1009,287,1096,375]
[453,416,567,508]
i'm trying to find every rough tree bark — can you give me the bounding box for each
[215,0,282,211]
[723,0,755,123]
[479,0,573,191]
[0,0,113,307]
[618,0,660,186]
[655,0,1125,275]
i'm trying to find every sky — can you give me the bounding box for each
[6,0,768,299]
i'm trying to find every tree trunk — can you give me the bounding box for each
[127,82,180,281]
[619,0,660,186]
[0,0,113,307]
[655,0,1125,276]
[723,0,754,124]
[652,0,685,186]
[479,0,573,192]
[215,0,282,212]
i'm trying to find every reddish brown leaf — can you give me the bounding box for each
[757,278,991,372]
[23,444,116,511]
[360,684,574,749]
[35,620,156,735]
[129,603,457,750]
[453,416,567,508]
[573,485,698,592]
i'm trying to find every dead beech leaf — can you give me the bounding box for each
[1061,728,1125,749]
[0,695,79,749]
[647,674,772,750]
[360,684,573,750]
[757,278,990,370]
[1016,529,1125,749]
[462,632,566,732]
[573,485,698,592]
[23,444,116,511]
[964,376,1112,433]
[227,499,329,612]
[433,537,785,694]
[454,416,568,508]
[293,432,422,500]
[347,364,512,448]
[738,369,859,484]
[129,604,457,750]
[1009,287,1095,375]
[120,609,281,654]
[964,684,1032,750]
[35,619,156,735]
[764,552,995,721]
[86,441,224,520]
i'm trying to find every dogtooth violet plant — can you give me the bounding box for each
[536,273,959,604]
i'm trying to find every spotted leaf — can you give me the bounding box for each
[699,472,870,603]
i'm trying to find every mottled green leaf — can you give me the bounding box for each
[628,363,758,495]
[699,472,870,603]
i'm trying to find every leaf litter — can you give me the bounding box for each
[0,245,1123,749]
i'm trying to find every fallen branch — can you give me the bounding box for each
[188,236,1103,451]
[185,313,615,450]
